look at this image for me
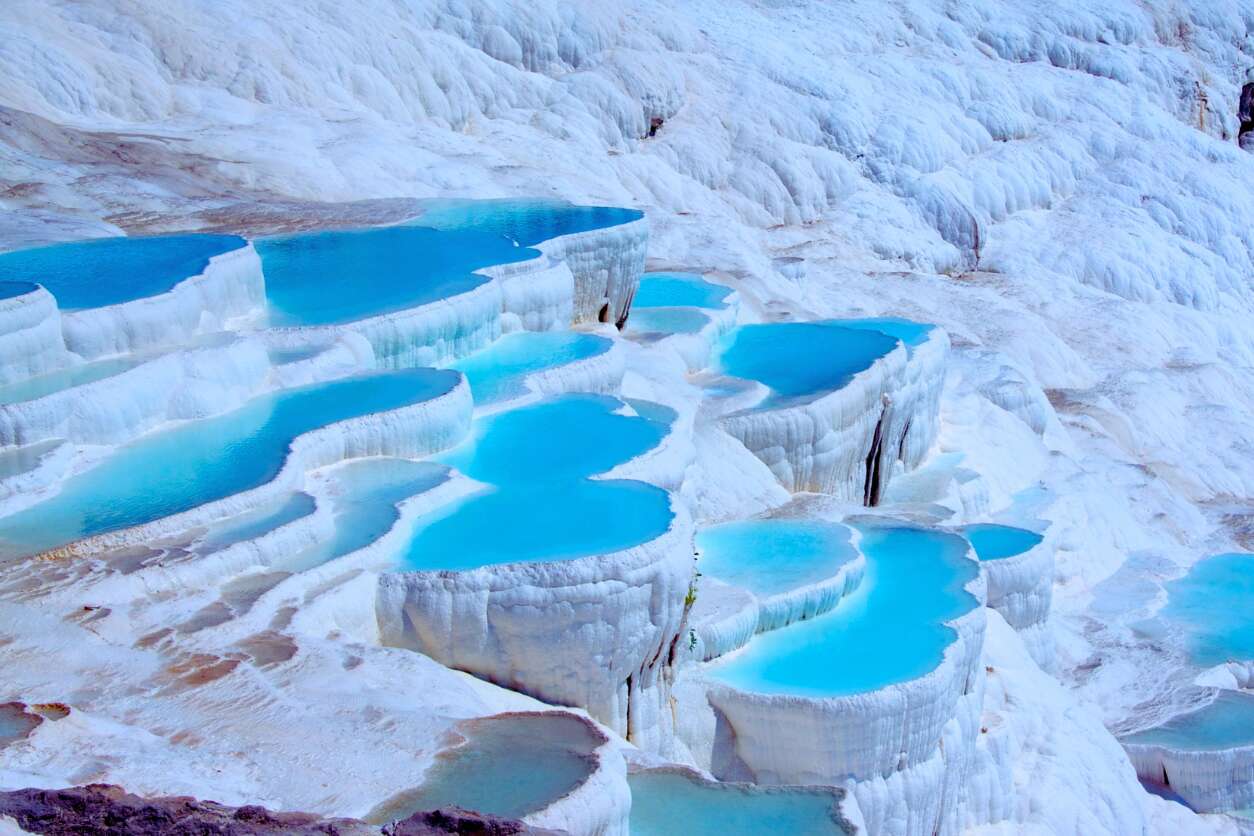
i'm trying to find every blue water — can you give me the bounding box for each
[708,523,979,697]
[0,281,37,300]
[628,307,712,335]
[623,397,678,427]
[634,273,732,310]
[836,317,933,352]
[962,524,1043,561]
[1155,553,1254,666]
[451,331,611,404]
[396,394,672,572]
[1124,691,1254,750]
[0,235,245,310]
[0,704,40,746]
[197,492,317,556]
[0,440,59,481]
[0,356,144,405]
[366,713,600,823]
[399,481,671,571]
[697,520,858,599]
[258,200,641,328]
[267,345,325,365]
[0,369,460,558]
[414,198,642,245]
[628,771,849,836]
[257,225,522,327]
[284,458,449,571]
[716,322,898,404]
[439,394,668,485]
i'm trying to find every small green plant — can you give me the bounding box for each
[683,552,701,609]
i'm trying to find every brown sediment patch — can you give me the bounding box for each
[176,601,234,634]
[135,627,173,649]
[163,654,240,690]
[237,631,298,668]
[32,703,71,721]
[0,702,43,746]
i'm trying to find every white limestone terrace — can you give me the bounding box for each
[0,584,639,836]
[1122,689,1254,816]
[2,0,1254,832]
[449,328,627,409]
[0,196,651,554]
[623,271,741,372]
[0,335,271,451]
[0,199,647,395]
[0,235,265,362]
[685,521,987,836]
[687,518,867,661]
[256,200,647,369]
[377,394,694,751]
[710,318,947,504]
[0,368,473,561]
[958,522,1055,667]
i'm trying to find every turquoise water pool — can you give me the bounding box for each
[396,394,672,572]
[0,440,59,481]
[196,492,317,556]
[0,235,246,310]
[628,770,849,836]
[451,331,611,404]
[628,307,712,335]
[697,520,858,599]
[836,317,933,352]
[634,273,732,310]
[0,369,459,558]
[962,524,1043,561]
[0,704,41,747]
[397,481,670,572]
[439,394,667,485]
[257,225,521,327]
[414,198,642,246]
[1154,553,1254,666]
[1124,691,1254,751]
[0,356,145,405]
[259,201,642,328]
[707,523,978,697]
[715,322,898,405]
[0,281,37,300]
[366,713,600,823]
[283,458,449,571]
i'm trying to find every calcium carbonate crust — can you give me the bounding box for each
[974,531,1055,668]
[61,243,265,359]
[719,327,947,500]
[0,284,70,385]
[376,498,695,752]
[0,336,272,448]
[693,541,987,836]
[260,214,647,370]
[36,374,474,559]
[1124,708,1254,815]
[689,541,868,661]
